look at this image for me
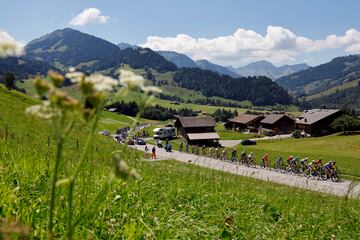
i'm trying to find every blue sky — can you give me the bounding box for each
[1,0,360,66]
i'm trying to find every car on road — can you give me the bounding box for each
[241,139,256,146]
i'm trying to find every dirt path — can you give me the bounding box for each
[134,144,360,199]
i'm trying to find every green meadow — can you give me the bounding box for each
[0,85,359,239]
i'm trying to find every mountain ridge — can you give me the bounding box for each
[235,60,309,80]
[195,59,240,78]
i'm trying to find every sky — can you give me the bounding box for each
[1,0,360,67]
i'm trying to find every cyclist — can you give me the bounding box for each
[262,153,270,168]
[215,147,220,159]
[201,145,206,156]
[287,155,294,166]
[209,147,213,158]
[324,161,336,178]
[240,150,247,164]
[290,157,300,173]
[222,148,227,161]
[248,152,255,165]
[300,157,308,172]
[231,149,237,163]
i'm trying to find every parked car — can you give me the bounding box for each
[136,138,146,145]
[153,127,176,140]
[241,139,256,146]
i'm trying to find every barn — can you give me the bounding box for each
[224,114,264,132]
[295,109,345,136]
[259,114,295,135]
[174,116,220,146]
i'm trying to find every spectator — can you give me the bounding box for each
[144,145,149,159]
[179,142,183,152]
[152,146,156,159]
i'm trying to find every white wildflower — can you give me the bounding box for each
[141,85,162,94]
[68,67,76,72]
[86,74,118,92]
[119,69,145,90]
[26,101,60,120]
[0,31,24,58]
[65,71,85,84]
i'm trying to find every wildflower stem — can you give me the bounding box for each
[66,113,100,239]
[48,121,64,239]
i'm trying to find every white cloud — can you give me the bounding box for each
[69,8,109,26]
[0,31,24,58]
[141,26,360,66]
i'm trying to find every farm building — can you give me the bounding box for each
[259,114,295,135]
[224,114,264,132]
[174,116,220,146]
[295,109,345,136]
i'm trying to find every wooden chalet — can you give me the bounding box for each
[174,116,220,146]
[224,114,264,132]
[295,109,345,136]
[259,114,295,135]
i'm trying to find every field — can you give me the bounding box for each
[0,85,359,239]
[237,133,360,179]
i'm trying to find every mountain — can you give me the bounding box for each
[276,55,360,96]
[236,60,309,80]
[173,68,292,106]
[25,28,177,74]
[0,57,58,82]
[25,28,122,72]
[276,55,360,112]
[195,59,240,78]
[118,47,178,73]
[157,51,198,68]
[118,42,139,50]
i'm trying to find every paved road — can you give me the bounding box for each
[220,134,292,147]
[133,144,360,199]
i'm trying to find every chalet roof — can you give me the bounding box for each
[228,114,263,124]
[187,132,220,140]
[176,116,216,128]
[260,114,294,125]
[296,109,341,125]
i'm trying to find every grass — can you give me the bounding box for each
[304,78,360,101]
[0,85,359,239]
[216,123,258,140]
[237,133,360,179]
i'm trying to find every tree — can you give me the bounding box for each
[330,115,360,134]
[4,72,16,90]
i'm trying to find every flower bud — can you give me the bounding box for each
[34,77,52,96]
[48,70,65,87]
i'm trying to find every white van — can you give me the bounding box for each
[153,127,176,140]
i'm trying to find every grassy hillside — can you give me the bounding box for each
[0,85,359,239]
[304,78,360,101]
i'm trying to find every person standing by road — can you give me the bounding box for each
[185,143,189,153]
[144,145,149,159]
[151,146,156,159]
[179,142,183,152]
